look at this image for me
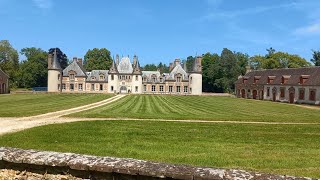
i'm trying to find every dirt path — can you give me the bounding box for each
[1,93,320,135]
[0,94,126,135]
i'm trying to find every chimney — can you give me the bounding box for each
[174,58,180,66]
[73,57,77,62]
[48,53,53,69]
[169,63,174,72]
[116,54,120,65]
[78,58,83,65]
[245,65,251,74]
[133,55,137,67]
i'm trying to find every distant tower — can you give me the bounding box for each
[47,48,62,92]
[189,56,202,95]
[108,58,119,93]
[132,56,142,94]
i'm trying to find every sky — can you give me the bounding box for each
[1,0,320,65]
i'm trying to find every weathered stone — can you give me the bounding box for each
[67,154,98,171]
[193,167,225,180]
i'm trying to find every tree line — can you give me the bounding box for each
[1,40,319,92]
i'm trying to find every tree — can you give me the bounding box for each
[48,48,68,69]
[249,55,266,70]
[185,56,195,72]
[84,48,112,71]
[235,52,250,75]
[266,47,276,57]
[142,64,157,71]
[18,48,48,88]
[0,40,19,88]
[311,50,320,66]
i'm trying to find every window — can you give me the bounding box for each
[58,74,61,80]
[129,76,131,80]
[160,85,163,92]
[91,77,95,80]
[243,79,248,83]
[144,85,146,92]
[267,87,270,97]
[177,77,181,82]
[79,84,83,91]
[282,76,290,84]
[135,86,138,92]
[176,86,181,93]
[111,75,114,80]
[152,77,156,83]
[99,75,104,80]
[70,74,75,80]
[268,76,275,84]
[70,84,74,91]
[100,84,103,91]
[135,75,138,81]
[62,83,66,90]
[160,78,163,83]
[119,76,121,80]
[91,84,95,91]
[58,84,60,90]
[280,87,285,98]
[300,76,309,84]
[111,86,114,92]
[152,85,156,92]
[184,86,188,93]
[169,86,173,92]
[190,77,192,84]
[143,77,147,82]
[190,88,192,93]
[253,76,260,84]
[299,89,305,100]
[309,89,316,101]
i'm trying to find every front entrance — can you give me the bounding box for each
[252,90,257,99]
[260,90,264,100]
[273,93,276,102]
[241,89,246,98]
[272,87,277,102]
[289,87,295,104]
[120,86,127,94]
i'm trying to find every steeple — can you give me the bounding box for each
[49,48,61,70]
[191,56,202,73]
[133,58,142,75]
[109,59,118,74]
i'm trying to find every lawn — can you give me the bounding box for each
[69,95,320,123]
[0,120,319,178]
[0,93,113,117]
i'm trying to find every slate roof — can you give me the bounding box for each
[63,60,87,77]
[86,70,109,82]
[168,64,188,80]
[117,57,133,74]
[51,49,61,70]
[0,68,9,78]
[235,67,320,86]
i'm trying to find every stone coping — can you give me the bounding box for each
[0,147,317,180]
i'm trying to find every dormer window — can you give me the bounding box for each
[268,76,275,84]
[282,75,290,84]
[300,75,309,84]
[70,74,75,80]
[176,73,182,82]
[151,74,157,83]
[99,75,104,80]
[91,77,95,80]
[243,77,248,84]
[253,76,260,84]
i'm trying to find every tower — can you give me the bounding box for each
[108,58,119,93]
[47,48,62,92]
[132,56,142,94]
[189,56,202,95]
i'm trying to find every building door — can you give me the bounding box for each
[241,89,246,98]
[252,90,257,99]
[272,87,277,102]
[289,92,295,104]
[120,86,127,94]
[260,90,264,100]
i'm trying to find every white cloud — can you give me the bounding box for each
[203,2,297,20]
[294,23,320,36]
[32,0,53,9]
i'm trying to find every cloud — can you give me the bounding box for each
[202,2,297,20]
[32,0,53,9]
[294,23,320,36]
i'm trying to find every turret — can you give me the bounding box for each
[189,56,202,95]
[108,58,119,93]
[132,58,142,94]
[47,48,62,92]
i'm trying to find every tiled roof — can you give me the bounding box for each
[63,60,87,77]
[86,70,109,82]
[235,67,320,86]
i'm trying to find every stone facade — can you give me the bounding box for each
[0,68,9,94]
[235,67,320,105]
[0,147,316,180]
[48,50,203,95]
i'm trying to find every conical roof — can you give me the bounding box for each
[133,59,142,75]
[50,48,61,70]
[109,59,118,74]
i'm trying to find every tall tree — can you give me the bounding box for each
[142,64,157,71]
[18,48,48,88]
[311,50,320,66]
[235,52,250,75]
[48,48,68,69]
[0,40,19,88]
[84,48,112,71]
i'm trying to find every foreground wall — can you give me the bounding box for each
[0,147,315,180]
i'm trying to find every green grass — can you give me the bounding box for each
[69,95,320,123]
[0,120,319,178]
[0,93,113,117]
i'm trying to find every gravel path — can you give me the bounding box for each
[1,94,320,135]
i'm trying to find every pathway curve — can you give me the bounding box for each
[1,94,320,135]
[0,94,126,135]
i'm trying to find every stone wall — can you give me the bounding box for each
[0,147,316,180]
